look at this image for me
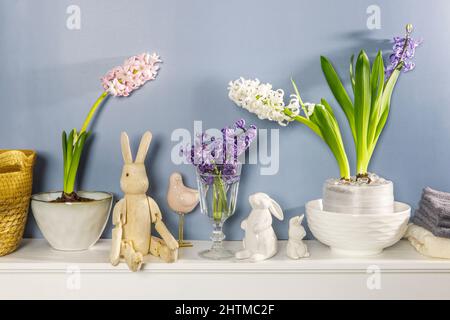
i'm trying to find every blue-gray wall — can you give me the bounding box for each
[0,0,447,240]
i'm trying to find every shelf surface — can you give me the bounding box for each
[2,239,450,299]
[1,239,449,273]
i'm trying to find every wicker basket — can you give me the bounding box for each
[0,150,36,256]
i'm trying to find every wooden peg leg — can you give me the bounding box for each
[121,240,143,272]
[150,236,178,263]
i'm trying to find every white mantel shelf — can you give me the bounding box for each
[1,239,450,299]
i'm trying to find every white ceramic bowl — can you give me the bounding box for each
[31,191,113,251]
[306,199,410,256]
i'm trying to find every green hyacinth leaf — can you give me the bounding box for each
[313,104,350,179]
[368,51,385,146]
[65,131,89,194]
[283,109,323,139]
[62,131,67,187]
[320,55,356,141]
[349,54,356,94]
[369,68,401,157]
[290,78,307,118]
[66,129,75,174]
[320,98,335,117]
[354,50,371,174]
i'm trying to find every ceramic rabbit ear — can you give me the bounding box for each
[135,131,152,163]
[121,132,133,164]
[269,199,284,220]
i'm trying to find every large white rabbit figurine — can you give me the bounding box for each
[110,131,179,272]
[287,215,310,259]
[235,193,284,262]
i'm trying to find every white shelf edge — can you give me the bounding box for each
[0,239,449,273]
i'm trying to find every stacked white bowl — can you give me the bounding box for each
[306,177,410,256]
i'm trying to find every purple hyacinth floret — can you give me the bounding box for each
[385,26,422,78]
[183,119,257,185]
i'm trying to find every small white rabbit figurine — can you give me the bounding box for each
[110,131,179,272]
[287,215,309,259]
[235,193,284,262]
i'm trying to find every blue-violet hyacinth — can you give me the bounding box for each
[385,24,422,78]
[182,119,257,185]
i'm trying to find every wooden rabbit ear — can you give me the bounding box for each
[298,214,305,224]
[121,132,133,164]
[269,199,284,221]
[135,131,152,163]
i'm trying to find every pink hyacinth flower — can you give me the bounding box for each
[101,52,161,97]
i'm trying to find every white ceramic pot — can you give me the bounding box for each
[31,191,113,251]
[306,199,410,256]
[322,179,395,214]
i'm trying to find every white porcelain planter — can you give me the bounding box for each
[31,191,113,251]
[306,199,410,256]
[322,178,395,214]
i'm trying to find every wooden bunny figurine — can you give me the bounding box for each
[110,131,179,271]
[235,193,284,262]
[286,215,310,259]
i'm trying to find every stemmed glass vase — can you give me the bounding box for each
[196,165,241,260]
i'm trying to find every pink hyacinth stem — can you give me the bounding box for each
[79,91,109,136]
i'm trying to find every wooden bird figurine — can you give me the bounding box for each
[167,172,199,247]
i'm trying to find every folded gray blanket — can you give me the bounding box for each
[413,213,450,238]
[422,193,450,211]
[423,187,450,202]
[420,197,450,225]
[414,207,450,228]
[411,187,450,238]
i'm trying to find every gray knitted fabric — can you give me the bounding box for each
[423,187,450,201]
[420,198,450,226]
[422,194,450,213]
[412,187,450,238]
[412,213,450,238]
[412,206,450,231]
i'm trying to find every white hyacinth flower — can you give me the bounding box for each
[304,102,316,117]
[228,78,300,126]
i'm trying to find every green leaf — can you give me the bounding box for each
[66,130,74,172]
[62,131,67,187]
[65,131,89,194]
[369,68,401,157]
[63,129,76,192]
[314,104,350,179]
[349,54,355,93]
[367,51,385,146]
[283,109,323,139]
[354,50,371,174]
[73,128,78,144]
[320,98,335,117]
[321,55,356,141]
[290,78,307,118]
[370,51,384,101]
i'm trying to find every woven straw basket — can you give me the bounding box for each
[0,150,36,256]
